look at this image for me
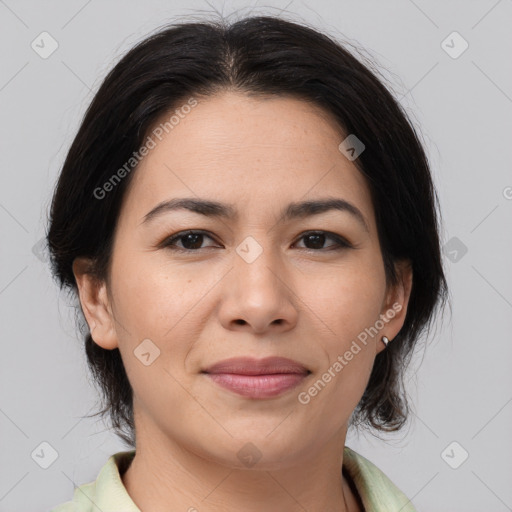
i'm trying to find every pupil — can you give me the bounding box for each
[183,233,202,249]
[306,234,324,249]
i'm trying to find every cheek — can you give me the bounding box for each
[302,264,384,422]
[110,250,205,335]
[109,256,201,407]
[303,255,386,340]
[109,252,217,391]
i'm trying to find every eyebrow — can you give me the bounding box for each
[141,197,369,232]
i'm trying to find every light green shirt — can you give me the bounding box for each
[50,446,417,511]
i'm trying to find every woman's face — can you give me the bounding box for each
[75,91,411,469]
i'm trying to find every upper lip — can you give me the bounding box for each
[202,356,310,375]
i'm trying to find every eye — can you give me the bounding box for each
[160,229,352,253]
[293,231,352,251]
[161,230,219,252]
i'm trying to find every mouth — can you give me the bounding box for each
[202,356,311,399]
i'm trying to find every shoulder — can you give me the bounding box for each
[343,446,417,512]
[49,450,138,512]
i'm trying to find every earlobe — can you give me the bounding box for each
[72,258,119,350]
[377,260,413,354]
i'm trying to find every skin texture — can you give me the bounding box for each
[73,91,412,512]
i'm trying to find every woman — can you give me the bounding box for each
[48,14,447,512]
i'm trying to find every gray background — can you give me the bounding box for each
[1,0,511,511]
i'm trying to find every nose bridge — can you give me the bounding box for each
[217,232,298,333]
[233,233,282,292]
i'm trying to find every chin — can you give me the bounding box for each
[197,432,309,472]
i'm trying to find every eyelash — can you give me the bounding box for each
[160,230,352,253]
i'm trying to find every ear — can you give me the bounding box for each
[72,257,119,350]
[375,259,413,355]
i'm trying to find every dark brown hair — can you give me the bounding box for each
[46,14,448,447]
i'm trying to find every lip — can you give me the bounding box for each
[203,356,309,375]
[202,356,310,399]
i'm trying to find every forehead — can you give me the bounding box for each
[119,91,374,228]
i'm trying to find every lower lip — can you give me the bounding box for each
[205,373,308,398]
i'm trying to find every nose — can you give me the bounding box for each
[217,239,299,335]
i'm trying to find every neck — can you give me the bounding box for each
[121,419,362,512]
